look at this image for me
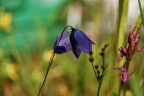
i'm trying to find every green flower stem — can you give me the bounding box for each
[138,0,144,27]
[91,62,98,79]
[37,26,73,96]
[102,54,105,67]
[97,49,107,96]
[97,68,107,96]
[38,52,55,96]
[97,81,102,96]
[118,81,123,96]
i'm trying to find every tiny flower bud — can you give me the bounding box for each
[89,57,94,62]
[104,44,109,48]
[137,47,144,52]
[97,76,102,81]
[95,65,98,69]
[100,52,104,56]
[89,51,93,55]
[101,66,105,70]
[102,48,105,52]
[97,70,100,75]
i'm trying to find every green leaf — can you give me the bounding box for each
[117,0,129,48]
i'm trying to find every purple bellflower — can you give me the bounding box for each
[70,27,95,58]
[54,32,72,54]
[114,67,129,83]
[53,26,95,58]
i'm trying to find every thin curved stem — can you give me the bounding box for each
[130,53,142,75]
[96,66,107,96]
[118,81,124,96]
[91,62,98,79]
[38,26,72,96]
[97,80,102,96]
[38,52,55,96]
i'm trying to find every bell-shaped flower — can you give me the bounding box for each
[54,32,72,54]
[70,28,95,58]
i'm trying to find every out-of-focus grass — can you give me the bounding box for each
[0,0,144,96]
[111,0,129,95]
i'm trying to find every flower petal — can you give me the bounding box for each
[120,72,129,83]
[114,67,127,72]
[54,32,72,54]
[119,47,127,55]
[131,40,135,46]
[117,55,123,61]
[54,46,67,54]
[137,47,144,52]
[70,32,81,58]
[72,29,95,53]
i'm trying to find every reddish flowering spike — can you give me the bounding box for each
[137,47,144,52]
[120,72,130,83]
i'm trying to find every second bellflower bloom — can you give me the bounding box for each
[70,28,95,58]
[54,32,72,54]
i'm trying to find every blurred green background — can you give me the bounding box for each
[0,0,144,96]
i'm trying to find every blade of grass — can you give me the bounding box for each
[138,0,144,27]
[112,0,129,95]
[133,2,144,30]
[117,0,129,48]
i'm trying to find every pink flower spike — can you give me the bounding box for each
[137,47,144,52]
[120,72,130,83]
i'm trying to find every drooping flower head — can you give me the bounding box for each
[70,27,95,58]
[54,32,72,54]
[53,26,95,58]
